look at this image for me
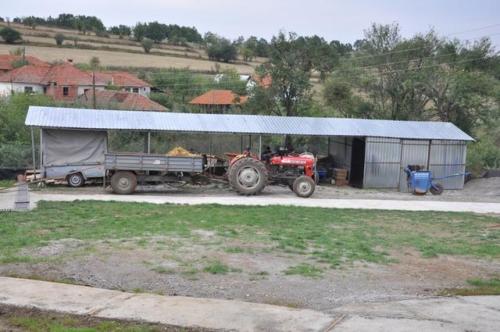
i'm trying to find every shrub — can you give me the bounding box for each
[141,38,154,54]
[0,27,22,44]
[149,92,173,109]
[54,33,65,46]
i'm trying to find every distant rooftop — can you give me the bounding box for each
[78,90,167,111]
[190,90,248,105]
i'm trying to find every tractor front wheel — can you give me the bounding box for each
[293,176,316,198]
[228,157,268,195]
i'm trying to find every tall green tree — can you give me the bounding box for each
[249,32,313,117]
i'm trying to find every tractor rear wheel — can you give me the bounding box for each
[430,183,444,195]
[228,157,268,195]
[292,176,316,198]
[111,171,137,194]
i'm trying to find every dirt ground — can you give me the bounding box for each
[3,178,498,315]
[1,234,499,314]
[34,176,500,203]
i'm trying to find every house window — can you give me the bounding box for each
[133,88,139,93]
[63,87,69,96]
[24,86,33,94]
[43,87,47,94]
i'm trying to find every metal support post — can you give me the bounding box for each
[30,127,36,180]
[258,135,262,160]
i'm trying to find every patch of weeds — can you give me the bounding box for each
[132,288,144,293]
[7,313,160,331]
[249,271,269,281]
[284,263,323,278]
[224,246,245,253]
[263,299,302,308]
[136,238,148,247]
[439,278,500,296]
[203,260,240,274]
[181,267,199,280]
[151,266,176,274]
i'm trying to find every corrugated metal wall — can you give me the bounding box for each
[399,139,431,192]
[429,140,467,189]
[363,137,401,188]
[362,137,467,191]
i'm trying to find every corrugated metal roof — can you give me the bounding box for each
[25,106,474,141]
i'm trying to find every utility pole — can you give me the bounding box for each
[92,71,96,108]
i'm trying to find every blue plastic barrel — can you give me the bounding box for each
[411,171,432,194]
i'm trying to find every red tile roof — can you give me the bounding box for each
[42,63,103,86]
[0,65,50,84]
[93,71,150,88]
[0,55,48,71]
[0,63,106,86]
[78,90,167,111]
[189,90,248,105]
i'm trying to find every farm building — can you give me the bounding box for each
[25,106,473,191]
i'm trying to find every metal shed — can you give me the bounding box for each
[25,106,474,190]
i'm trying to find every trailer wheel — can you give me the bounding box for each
[228,157,268,195]
[430,183,444,195]
[67,173,85,188]
[293,176,315,198]
[111,171,137,194]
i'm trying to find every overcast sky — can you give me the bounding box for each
[3,0,500,46]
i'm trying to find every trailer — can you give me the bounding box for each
[105,153,204,194]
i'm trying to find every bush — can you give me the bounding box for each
[467,136,500,176]
[141,38,154,53]
[149,92,173,109]
[0,27,22,44]
[54,33,65,46]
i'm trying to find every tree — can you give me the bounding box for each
[206,35,237,62]
[109,25,131,39]
[133,23,147,41]
[144,21,167,43]
[141,38,154,53]
[0,27,22,44]
[253,32,313,117]
[22,16,38,29]
[54,33,65,46]
[89,56,100,70]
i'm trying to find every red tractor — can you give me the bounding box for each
[227,149,317,198]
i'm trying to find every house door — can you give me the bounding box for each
[399,140,430,192]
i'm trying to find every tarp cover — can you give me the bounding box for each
[42,129,107,166]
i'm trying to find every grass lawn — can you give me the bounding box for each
[0,305,192,332]
[440,278,500,296]
[0,179,15,189]
[1,201,499,268]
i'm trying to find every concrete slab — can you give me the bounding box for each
[0,277,335,332]
[333,296,500,332]
[31,192,500,214]
[332,316,457,332]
